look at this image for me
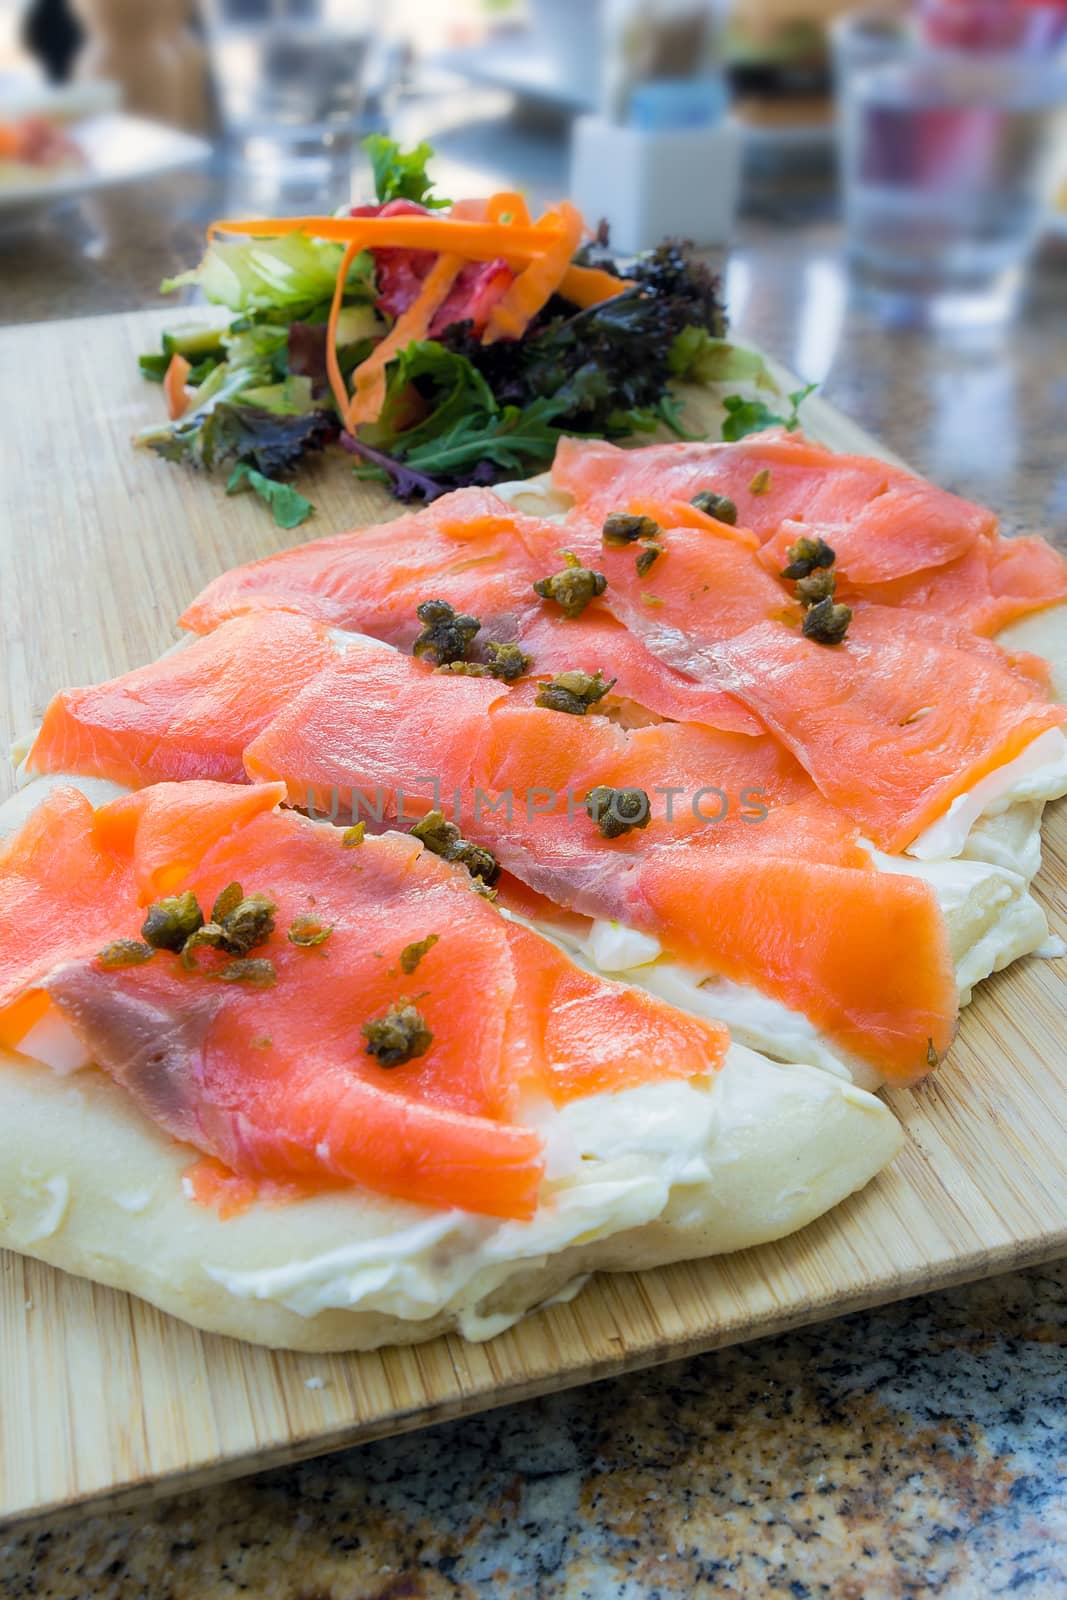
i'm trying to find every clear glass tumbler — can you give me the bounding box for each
[202,0,374,171]
[833,9,1067,325]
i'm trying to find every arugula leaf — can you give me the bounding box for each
[226,462,315,528]
[606,406,663,435]
[607,393,699,440]
[655,392,700,439]
[720,383,817,442]
[363,134,450,210]
[364,341,497,457]
[401,394,569,478]
[343,377,581,502]
[784,383,818,426]
[720,395,783,442]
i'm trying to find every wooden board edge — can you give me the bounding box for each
[4,1223,1067,1533]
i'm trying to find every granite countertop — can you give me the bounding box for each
[3,1263,1067,1598]
[1,103,1066,1599]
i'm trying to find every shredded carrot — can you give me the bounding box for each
[235,195,627,427]
[486,192,629,306]
[163,353,192,420]
[559,262,635,309]
[207,213,565,264]
[345,252,465,430]
[482,201,585,345]
[325,237,365,422]
[487,191,531,227]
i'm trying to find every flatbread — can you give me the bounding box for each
[0,1039,899,1351]
[1,507,1060,1351]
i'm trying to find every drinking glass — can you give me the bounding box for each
[201,0,374,170]
[833,9,1067,325]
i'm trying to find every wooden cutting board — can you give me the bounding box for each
[1,311,1064,1530]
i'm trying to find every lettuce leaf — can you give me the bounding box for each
[161,234,375,318]
[670,328,775,389]
[138,402,335,477]
[361,340,497,456]
[363,134,449,209]
[238,376,316,416]
[226,462,315,528]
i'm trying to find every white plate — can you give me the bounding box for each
[0,75,120,121]
[0,111,211,218]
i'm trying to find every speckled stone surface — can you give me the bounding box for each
[3,1262,1067,1598]
[1,99,1066,1599]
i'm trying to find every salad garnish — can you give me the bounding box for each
[602,512,661,547]
[721,382,817,443]
[135,136,804,520]
[534,670,616,716]
[412,599,481,667]
[584,786,652,839]
[410,811,500,885]
[362,999,433,1067]
[533,552,607,619]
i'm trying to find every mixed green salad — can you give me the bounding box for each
[137,137,810,527]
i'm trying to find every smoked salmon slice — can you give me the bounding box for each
[25,612,337,789]
[242,645,956,1080]
[551,433,998,586]
[493,608,762,735]
[241,643,859,867]
[556,504,801,680]
[833,535,1067,637]
[180,487,537,638]
[628,852,956,1082]
[710,608,1066,852]
[0,781,284,1048]
[0,782,729,1219]
[179,488,763,737]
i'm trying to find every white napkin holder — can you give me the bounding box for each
[570,113,742,254]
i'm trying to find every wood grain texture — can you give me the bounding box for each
[0,311,1064,1529]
